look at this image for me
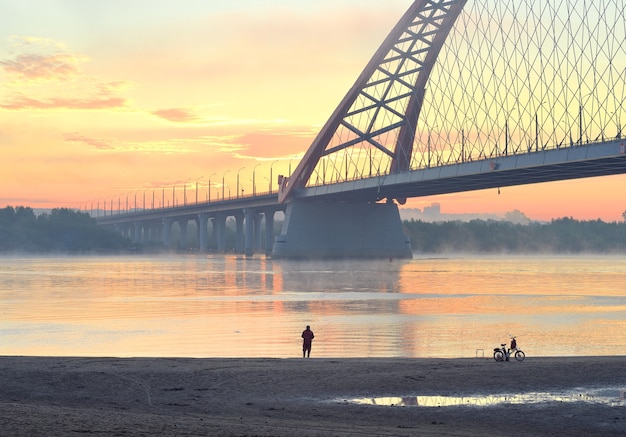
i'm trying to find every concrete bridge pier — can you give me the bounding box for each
[144,222,155,243]
[211,218,218,251]
[162,218,173,249]
[178,219,188,249]
[254,212,263,254]
[243,209,259,257]
[144,223,152,243]
[133,222,142,243]
[198,213,209,252]
[114,224,124,238]
[272,201,413,259]
[119,224,129,240]
[264,209,275,257]
[244,209,253,257]
[153,222,162,243]
[235,212,244,254]
[215,215,227,252]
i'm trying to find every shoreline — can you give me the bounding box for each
[1,356,625,436]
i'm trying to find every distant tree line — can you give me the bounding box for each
[404,217,626,254]
[0,206,132,253]
[2,205,625,254]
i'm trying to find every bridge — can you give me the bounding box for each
[96,0,626,258]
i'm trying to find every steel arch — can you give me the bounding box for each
[278,0,467,204]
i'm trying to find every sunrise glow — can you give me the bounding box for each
[1,0,625,222]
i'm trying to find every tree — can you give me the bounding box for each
[0,206,132,253]
[623,210,626,222]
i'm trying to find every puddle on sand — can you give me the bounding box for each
[347,387,626,408]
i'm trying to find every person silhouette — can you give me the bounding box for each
[301,325,314,358]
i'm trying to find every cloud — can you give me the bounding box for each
[0,93,127,110]
[64,132,115,150]
[0,36,129,111]
[151,107,199,123]
[96,81,133,94]
[0,53,81,81]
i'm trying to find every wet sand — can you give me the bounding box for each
[0,356,624,436]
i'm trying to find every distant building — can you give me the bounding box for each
[399,203,532,225]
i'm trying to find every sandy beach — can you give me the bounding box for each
[0,356,624,436]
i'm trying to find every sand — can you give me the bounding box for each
[0,356,624,436]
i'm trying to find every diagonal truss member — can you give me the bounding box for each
[278,0,467,204]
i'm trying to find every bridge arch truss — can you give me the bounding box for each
[280,0,626,203]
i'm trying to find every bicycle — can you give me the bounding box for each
[493,337,525,362]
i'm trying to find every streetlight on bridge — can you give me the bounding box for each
[269,160,278,193]
[237,167,245,199]
[579,91,594,145]
[195,176,204,204]
[252,163,261,195]
[221,170,230,200]
[208,172,216,202]
[183,178,191,205]
[134,190,140,212]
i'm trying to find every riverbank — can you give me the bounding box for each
[0,356,624,436]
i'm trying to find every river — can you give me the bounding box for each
[1,255,625,358]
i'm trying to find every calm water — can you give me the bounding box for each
[1,255,625,358]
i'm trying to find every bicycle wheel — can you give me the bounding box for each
[493,350,504,362]
[515,350,525,362]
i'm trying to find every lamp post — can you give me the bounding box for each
[208,172,215,202]
[252,163,261,195]
[269,160,278,193]
[183,178,190,205]
[221,170,230,200]
[195,176,204,204]
[134,190,140,212]
[237,166,245,199]
[579,92,594,145]
[535,101,546,152]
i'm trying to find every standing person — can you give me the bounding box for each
[301,325,314,358]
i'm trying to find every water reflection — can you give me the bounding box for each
[0,255,625,357]
[350,387,626,407]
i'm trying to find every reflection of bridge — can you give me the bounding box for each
[97,0,626,258]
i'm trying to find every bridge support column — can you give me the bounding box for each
[154,222,162,242]
[133,222,142,243]
[272,201,412,259]
[162,218,173,249]
[179,219,188,249]
[235,212,245,254]
[264,210,275,257]
[198,213,209,252]
[254,213,263,253]
[215,215,227,252]
[211,218,218,251]
[154,222,162,243]
[244,209,254,257]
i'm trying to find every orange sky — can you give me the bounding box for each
[1,0,625,222]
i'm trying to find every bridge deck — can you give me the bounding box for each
[96,139,626,226]
[299,140,626,203]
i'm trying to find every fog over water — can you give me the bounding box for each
[0,255,625,358]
